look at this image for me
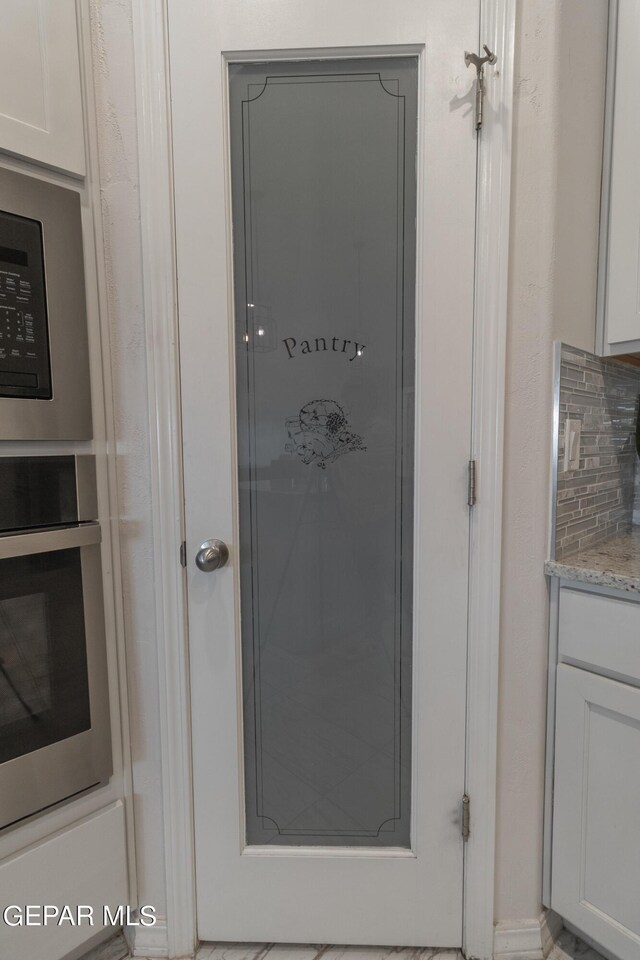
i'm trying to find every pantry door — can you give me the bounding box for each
[168,0,479,946]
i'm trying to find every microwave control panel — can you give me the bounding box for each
[0,211,52,399]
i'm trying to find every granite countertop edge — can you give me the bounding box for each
[544,558,640,594]
[545,529,640,595]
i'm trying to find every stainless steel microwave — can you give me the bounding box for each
[0,167,92,440]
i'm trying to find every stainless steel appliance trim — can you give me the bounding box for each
[0,167,92,440]
[75,455,99,522]
[0,536,112,829]
[80,539,113,785]
[0,729,102,831]
[0,521,101,560]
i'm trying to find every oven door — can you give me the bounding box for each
[0,522,111,829]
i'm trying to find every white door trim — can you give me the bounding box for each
[464,2,515,958]
[129,1,515,956]
[129,1,195,957]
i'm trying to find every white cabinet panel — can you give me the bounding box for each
[600,0,640,352]
[0,802,128,960]
[552,664,640,960]
[0,0,85,175]
[559,587,640,685]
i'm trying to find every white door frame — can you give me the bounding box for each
[129,1,515,956]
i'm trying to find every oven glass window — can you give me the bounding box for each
[0,548,91,764]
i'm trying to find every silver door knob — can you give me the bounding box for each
[195,539,229,572]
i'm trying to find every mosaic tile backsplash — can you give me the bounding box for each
[555,344,640,558]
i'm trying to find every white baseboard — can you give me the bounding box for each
[494,910,563,960]
[128,918,169,958]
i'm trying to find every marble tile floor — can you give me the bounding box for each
[196,947,461,960]
[90,928,608,960]
[548,930,608,960]
[186,938,608,960]
[83,932,129,960]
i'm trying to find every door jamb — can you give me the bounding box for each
[130,1,515,956]
[130,1,195,957]
[464,3,515,958]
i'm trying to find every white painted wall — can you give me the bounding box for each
[89,0,608,935]
[89,0,168,920]
[496,0,607,924]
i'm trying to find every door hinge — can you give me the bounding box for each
[179,540,187,568]
[464,45,497,132]
[467,459,477,507]
[462,794,471,841]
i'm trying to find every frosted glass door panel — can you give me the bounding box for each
[230,58,418,847]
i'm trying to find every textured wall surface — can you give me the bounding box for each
[90,0,167,918]
[496,0,607,923]
[556,345,640,557]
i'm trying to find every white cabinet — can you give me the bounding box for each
[0,803,128,960]
[0,0,85,176]
[549,585,640,960]
[599,0,640,354]
[552,665,640,960]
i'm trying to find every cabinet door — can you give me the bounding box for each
[604,0,640,350]
[0,0,85,176]
[552,664,640,960]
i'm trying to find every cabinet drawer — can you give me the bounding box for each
[559,587,640,684]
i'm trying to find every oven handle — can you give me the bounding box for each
[0,521,102,560]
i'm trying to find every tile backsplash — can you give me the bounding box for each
[555,344,640,558]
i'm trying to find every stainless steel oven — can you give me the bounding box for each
[0,456,111,829]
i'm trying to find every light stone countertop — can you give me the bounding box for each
[545,528,640,595]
